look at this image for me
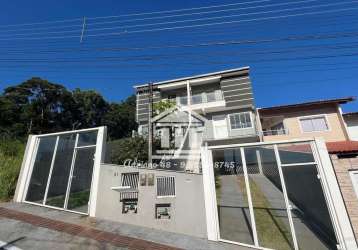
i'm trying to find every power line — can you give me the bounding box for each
[87,0,322,26]
[2,39,358,62]
[1,29,358,56]
[0,0,272,29]
[87,0,273,20]
[88,0,353,32]
[0,10,355,48]
[0,17,82,28]
[0,6,357,41]
[85,7,358,38]
[0,0,350,39]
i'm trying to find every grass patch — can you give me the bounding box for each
[238,176,294,250]
[0,139,25,201]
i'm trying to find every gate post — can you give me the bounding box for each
[14,135,37,202]
[200,143,219,241]
[313,138,358,250]
[89,126,107,217]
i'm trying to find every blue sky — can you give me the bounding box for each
[0,0,357,112]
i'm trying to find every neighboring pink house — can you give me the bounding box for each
[257,97,353,143]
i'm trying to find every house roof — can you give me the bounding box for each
[134,66,249,89]
[326,140,358,154]
[259,97,356,112]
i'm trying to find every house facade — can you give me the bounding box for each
[135,67,260,147]
[257,97,353,143]
[13,68,358,250]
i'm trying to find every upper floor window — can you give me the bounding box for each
[229,112,252,129]
[299,116,329,132]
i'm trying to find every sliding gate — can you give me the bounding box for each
[201,139,357,250]
[15,127,106,215]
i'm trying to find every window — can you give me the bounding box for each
[157,176,175,197]
[122,200,138,214]
[350,170,358,199]
[155,204,171,219]
[300,116,329,132]
[229,112,252,129]
[121,172,139,189]
[121,173,139,213]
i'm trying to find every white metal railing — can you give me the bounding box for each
[262,128,289,136]
[177,90,223,106]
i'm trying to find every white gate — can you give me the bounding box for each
[14,127,106,216]
[201,139,357,250]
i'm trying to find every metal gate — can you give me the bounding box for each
[201,139,357,250]
[14,127,106,216]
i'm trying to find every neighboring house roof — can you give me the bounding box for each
[258,97,356,112]
[343,111,358,117]
[326,140,358,154]
[134,66,249,89]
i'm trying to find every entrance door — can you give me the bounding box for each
[213,115,228,139]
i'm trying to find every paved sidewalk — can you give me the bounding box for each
[0,206,179,250]
[0,202,246,250]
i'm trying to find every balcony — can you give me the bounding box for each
[177,90,225,111]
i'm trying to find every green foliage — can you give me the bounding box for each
[0,77,137,140]
[107,136,148,165]
[0,139,25,201]
[102,95,137,140]
[153,99,176,115]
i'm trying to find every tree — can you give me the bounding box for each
[153,99,176,115]
[72,89,109,129]
[102,95,137,140]
[0,78,137,140]
[3,77,73,135]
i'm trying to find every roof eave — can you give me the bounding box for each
[133,66,250,89]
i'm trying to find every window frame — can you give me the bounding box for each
[349,170,358,199]
[228,111,253,130]
[298,114,330,133]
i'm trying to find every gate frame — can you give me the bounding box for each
[200,138,357,250]
[14,126,107,217]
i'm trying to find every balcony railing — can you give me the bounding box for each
[178,90,223,106]
[262,128,289,136]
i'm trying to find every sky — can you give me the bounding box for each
[0,0,357,112]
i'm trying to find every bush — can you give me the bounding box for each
[0,139,25,201]
[106,136,149,165]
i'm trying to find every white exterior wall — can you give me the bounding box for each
[345,116,358,141]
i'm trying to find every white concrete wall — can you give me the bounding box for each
[345,116,358,141]
[95,164,208,238]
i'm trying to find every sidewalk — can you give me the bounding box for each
[0,202,246,250]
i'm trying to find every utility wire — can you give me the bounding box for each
[87,0,273,20]
[0,0,272,29]
[0,11,355,47]
[0,6,357,41]
[2,39,358,61]
[85,7,358,38]
[86,0,321,26]
[0,0,350,38]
